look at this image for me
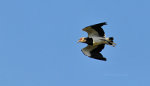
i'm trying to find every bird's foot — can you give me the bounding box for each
[112,43,116,47]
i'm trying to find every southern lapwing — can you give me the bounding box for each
[78,22,116,61]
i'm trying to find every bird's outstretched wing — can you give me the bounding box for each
[82,22,107,38]
[81,44,106,61]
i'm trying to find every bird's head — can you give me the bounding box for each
[78,37,87,43]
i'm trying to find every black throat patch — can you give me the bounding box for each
[85,38,93,45]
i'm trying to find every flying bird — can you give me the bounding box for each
[78,22,116,61]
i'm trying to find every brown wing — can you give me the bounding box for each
[90,44,106,61]
[82,22,107,37]
[81,45,97,57]
[81,44,106,61]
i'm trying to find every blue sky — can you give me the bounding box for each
[0,0,150,86]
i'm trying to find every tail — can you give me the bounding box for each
[109,37,114,42]
[107,37,116,47]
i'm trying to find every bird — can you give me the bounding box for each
[78,22,116,61]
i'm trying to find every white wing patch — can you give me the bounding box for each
[81,45,97,57]
[82,27,99,37]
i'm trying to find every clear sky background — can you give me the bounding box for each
[0,0,150,86]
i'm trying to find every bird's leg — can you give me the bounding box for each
[105,41,116,47]
[111,42,116,47]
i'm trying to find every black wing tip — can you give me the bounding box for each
[91,22,107,27]
[100,22,107,26]
[90,56,107,61]
[101,57,107,61]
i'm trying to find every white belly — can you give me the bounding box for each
[92,37,106,46]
